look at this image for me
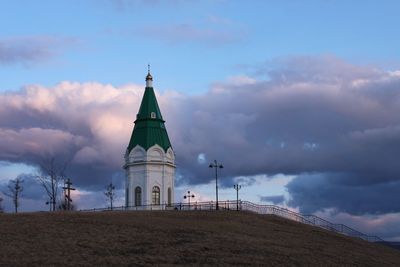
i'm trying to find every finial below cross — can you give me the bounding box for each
[148,64,151,74]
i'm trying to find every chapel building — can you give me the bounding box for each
[124,69,175,209]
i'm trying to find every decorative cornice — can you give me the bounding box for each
[123,161,176,169]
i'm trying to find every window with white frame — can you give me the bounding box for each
[135,186,142,206]
[152,186,160,205]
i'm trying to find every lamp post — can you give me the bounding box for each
[183,191,195,209]
[209,160,223,210]
[233,184,242,211]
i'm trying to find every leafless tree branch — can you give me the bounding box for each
[105,183,115,210]
[3,177,24,213]
[35,157,68,212]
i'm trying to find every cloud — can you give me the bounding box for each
[260,195,285,205]
[259,55,384,83]
[0,36,78,66]
[138,23,246,46]
[313,210,400,241]
[287,173,400,215]
[0,173,47,211]
[0,128,84,160]
[165,55,400,217]
[108,0,160,8]
[1,55,400,220]
[0,81,143,190]
[101,0,196,12]
[206,15,234,26]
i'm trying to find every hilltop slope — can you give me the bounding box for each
[0,211,399,266]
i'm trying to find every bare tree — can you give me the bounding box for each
[4,177,24,213]
[36,158,67,212]
[104,182,115,210]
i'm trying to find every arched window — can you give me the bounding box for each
[135,186,142,206]
[152,186,160,205]
[168,187,172,206]
[151,112,156,119]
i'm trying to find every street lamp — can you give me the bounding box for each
[209,160,223,210]
[233,184,242,211]
[183,191,195,209]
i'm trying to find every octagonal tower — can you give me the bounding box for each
[124,69,175,209]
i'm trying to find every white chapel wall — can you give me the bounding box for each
[125,144,175,208]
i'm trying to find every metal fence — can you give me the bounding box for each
[80,200,383,242]
[238,201,383,242]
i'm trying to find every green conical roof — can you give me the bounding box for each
[127,86,172,153]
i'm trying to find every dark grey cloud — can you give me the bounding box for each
[0,36,78,66]
[286,173,400,215]
[260,195,285,205]
[12,174,44,201]
[309,207,400,241]
[169,70,400,185]
[0,173,47,211]
[164,56,400,217]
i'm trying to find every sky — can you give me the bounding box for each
[1,0,400,241]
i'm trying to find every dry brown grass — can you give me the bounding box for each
[0,210,399,266]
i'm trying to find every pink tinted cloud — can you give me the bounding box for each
[0,128,84,158]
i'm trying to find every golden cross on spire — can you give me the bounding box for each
[146,64,153,83]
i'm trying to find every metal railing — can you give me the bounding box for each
[79,200,383,242]
[237,201,383,242]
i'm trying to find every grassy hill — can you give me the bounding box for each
[0,211,399,266]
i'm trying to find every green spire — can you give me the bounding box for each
[127,71,172,153]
